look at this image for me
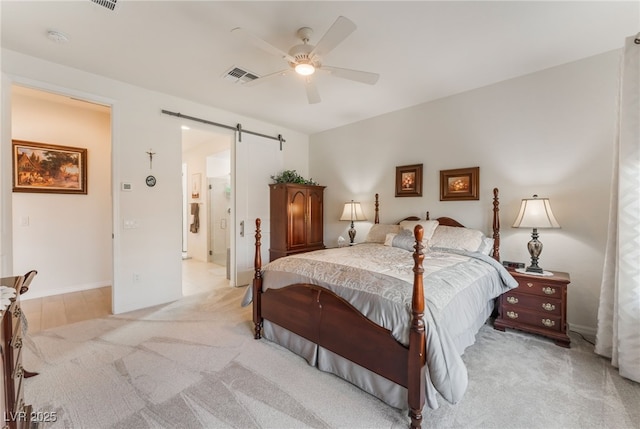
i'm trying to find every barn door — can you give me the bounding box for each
[232,132,282,286]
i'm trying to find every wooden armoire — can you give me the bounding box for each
[269,183,325,261]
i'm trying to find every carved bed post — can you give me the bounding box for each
[492,188,501,262]
[374,193,380,224]
[253,218,263,339]
[408,225,426,429]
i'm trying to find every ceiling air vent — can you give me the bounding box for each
[223,66,259,84]
[90,0,118,11]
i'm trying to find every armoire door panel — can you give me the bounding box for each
[307,188,324,247]
[288,189,308,249]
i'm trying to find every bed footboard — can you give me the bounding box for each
[252,218,427,428]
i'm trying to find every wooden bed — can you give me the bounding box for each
[251,188,502,428]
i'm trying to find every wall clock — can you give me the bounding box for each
[145,175,156,187]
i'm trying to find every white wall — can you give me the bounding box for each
[11,90,112,298]
[1,49,309,314]
[310,50,621,335]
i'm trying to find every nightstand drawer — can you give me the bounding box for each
[500,306,562,332]
[513,277,564,299]
[501,292,562,316]
[495,269,570,347]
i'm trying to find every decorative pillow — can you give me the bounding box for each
[430,225,485,253]
[384,229,415,252]
[364,224,403,243]
[399,220,439,242]
[478,237,495,256]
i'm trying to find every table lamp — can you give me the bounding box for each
[340,200,367,245]
[512,195,560,273]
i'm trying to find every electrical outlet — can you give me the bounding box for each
[133,273,140,282]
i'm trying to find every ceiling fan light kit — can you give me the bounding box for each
[231,16,379,104]
[295,63,315,76]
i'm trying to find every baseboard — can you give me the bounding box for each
[21,281,111,300]
[568,322,597,343]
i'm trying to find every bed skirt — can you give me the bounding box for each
[262,299,494,411]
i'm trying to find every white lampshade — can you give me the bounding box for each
[340,201,367,222]
[512,196,560,229]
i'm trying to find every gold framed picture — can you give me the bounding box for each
[12,140,87,194]
[395,164,423,197]
[440,167,479,201]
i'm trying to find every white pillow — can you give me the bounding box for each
[478,237,495,256]
[399,220,439,242]
[384,230,416,252]
[430,225,485,253]
[364,224,403,243]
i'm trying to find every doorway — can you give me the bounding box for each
[181,125,231,291]
[10,85,113,314]
[170,113,283,288]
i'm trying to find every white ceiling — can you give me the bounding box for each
[2,1,638,135]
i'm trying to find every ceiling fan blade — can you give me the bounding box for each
[231,27,296,63]
[304,77,321,104]
[310,16,357,58]
[320,66,380,85]
[243,69,292,87]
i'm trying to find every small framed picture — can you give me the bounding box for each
[395,164,423,197]
[440,167,480,201]
[12,140,87,194]
[191,173,201,200]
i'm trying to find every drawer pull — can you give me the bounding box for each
[541,319,555,328]
[12,364,23,380]
[526,282,534,287]
[541,303,556,311]
[506,311,518,319]
[506,296,519,304]
[542,287,556,295]
[10,336,22,349]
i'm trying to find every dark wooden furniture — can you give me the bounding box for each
[1,275,32,429]
[253,189,502,428]
[494,269,571,347]
[269,183,325,261]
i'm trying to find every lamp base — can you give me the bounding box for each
[525,265,544,274]
[348,222,356,245]
[526,228,544,275]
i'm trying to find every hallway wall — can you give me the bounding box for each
[11,87,112,298]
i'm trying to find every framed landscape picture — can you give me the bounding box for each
[12,140,87,194]
[395,164,423,197]
[440,167,479,201]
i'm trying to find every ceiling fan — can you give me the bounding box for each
[231,16,379,104]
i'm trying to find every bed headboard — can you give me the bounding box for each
[373,188,501,261]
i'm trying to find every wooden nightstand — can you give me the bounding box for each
[494,269,571,348]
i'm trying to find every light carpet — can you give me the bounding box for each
[24,284,640,429]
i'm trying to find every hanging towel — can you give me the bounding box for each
[190,203,200,233]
